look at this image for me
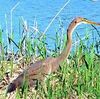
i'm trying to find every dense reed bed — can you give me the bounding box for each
[0,18,100,99]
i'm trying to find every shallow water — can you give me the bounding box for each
[0,0,100,51]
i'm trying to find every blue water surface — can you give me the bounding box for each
[0,0,100,51]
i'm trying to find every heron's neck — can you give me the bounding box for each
[56,22,79,63]
[56,35,72,63]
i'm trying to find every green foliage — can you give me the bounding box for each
[0,19,100,99]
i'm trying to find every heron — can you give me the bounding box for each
[6,17,100,93]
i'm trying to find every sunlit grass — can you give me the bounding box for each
[0,18,100,99]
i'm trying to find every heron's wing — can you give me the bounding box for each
[24,60,44,80]
[26,57,54,80]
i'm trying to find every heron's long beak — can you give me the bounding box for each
[82,18,100,26]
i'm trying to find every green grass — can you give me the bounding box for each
[0,18,100,99]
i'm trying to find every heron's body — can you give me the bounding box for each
[7,17,100,93]
[7,57,61,92]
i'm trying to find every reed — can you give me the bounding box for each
[0,18,100,99]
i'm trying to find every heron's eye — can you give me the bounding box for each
[75,21,77,23]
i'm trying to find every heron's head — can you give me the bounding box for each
[74,17,100,25]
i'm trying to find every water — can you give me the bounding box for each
[0,0,100,51]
